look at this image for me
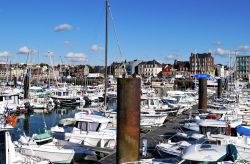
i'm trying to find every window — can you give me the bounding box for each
[76,121,87,131]
[88,122,100,131]
[63,92,68,96]
[4,96,12,100]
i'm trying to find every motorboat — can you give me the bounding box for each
[51,112,116,149]
[14,130,95,163]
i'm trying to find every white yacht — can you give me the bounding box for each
[180,142,230,163]
[14,130,95,163]
[51,83,85,106]
[51,112,116,149]
[0,120,50,164]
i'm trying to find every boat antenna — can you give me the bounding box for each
[104,0,109,109]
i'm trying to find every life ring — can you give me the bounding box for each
[5,114,17,126]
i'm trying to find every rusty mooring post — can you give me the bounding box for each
[117,77,141,164]
[13,76,17,88]
[217,78,222,98]
[24,73,30,99]
[198,78,207,112]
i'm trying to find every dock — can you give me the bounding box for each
[99,107,195,164]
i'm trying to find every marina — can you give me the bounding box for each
[2,75,250,164]
[1,0,250,163]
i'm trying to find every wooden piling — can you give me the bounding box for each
[217,78,222,98]
[24,74,30,99]
[117,77,141,164]
[198,78,207,112]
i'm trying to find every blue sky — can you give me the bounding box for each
[0,0,250,66]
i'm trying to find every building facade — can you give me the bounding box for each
[173,60,190,77]
[161,64,173,77]
[125,60,142,75]
[190,52,214,75]
[235,55,250,80]
[137,60,162,77]
[109,62,126,78]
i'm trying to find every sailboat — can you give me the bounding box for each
[51,0,117,150]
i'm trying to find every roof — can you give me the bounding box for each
[75,112,110,123]
[191,52,213,58]
[138,60,162,67]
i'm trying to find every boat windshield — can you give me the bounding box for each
[75,121,101,132]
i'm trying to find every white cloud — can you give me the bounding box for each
[17,46,30,54]
[236,45,250,52]
[212,41,223,46]
[64,40,71,46]
[17,46,37,55]
[0,51,10,57]
[90,44,104,52]
[213,48,230,56]
[65,52,88,62]
[54,24,72,32]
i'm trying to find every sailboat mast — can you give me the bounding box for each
[104,0,108,108]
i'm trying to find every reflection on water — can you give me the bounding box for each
[11,99,117,141]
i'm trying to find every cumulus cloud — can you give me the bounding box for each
[0,51,10,57]
[65,52,88,62]
[64,40,71,46]
[90,44,104,52]
[17,46,37,55]
[54,24,72,32]
[236,45,250,52]
[212,41,223,46]
[17,46,30,54]
[213,48,231,56]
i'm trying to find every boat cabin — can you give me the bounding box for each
[198,119,242,137]
[74,112,110,132]
[0,93,19,105]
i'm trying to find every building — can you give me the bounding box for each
[189,52,214,75]
[161,64,173,77]
[215,64,225,77]
[109,62,126,78]
[0,64,8,77]
[125,60,142,75]
[235,55,250,80]
[137,60,162,77]
[74,65,89,77]
[172,60,190,77]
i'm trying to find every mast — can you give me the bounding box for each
[194,49,197,89]
[6,57,9,85]
[104,0,108,108]
[229,51,231,86]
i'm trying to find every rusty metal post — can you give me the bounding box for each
[198,78,207,112]
[117,78,141,164]
[24,73,30,99]
[13,76,17,88]
[217,78,222,98]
